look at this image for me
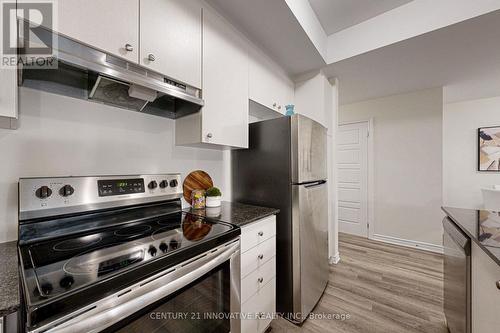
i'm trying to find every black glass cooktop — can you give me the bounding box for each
[20,212,234,304]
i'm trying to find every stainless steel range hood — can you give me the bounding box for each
[19,25,204,119]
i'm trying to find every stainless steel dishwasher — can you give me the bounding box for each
[443,217,471,333]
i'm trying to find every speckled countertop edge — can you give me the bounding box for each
[184,201,279,227]
[0,240,19,316]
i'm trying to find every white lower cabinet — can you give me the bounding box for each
[239,216,276,333]
[472,242,500,333]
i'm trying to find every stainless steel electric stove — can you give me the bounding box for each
[18,174,241,333]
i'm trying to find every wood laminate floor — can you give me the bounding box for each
[269,233,448,333]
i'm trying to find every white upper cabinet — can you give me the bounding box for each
[56,0,139,62]
[249,45,294,114]
[140,0,202,88]
[176,5,248,149]
[201,5,248,148]
[0,68,17,129]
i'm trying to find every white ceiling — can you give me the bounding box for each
[309,0,414,35]
[206,0,325,76]
[323,10,500,104]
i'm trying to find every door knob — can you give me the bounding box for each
[496,280,500,290]
[125,44,133,52]
[148,54,156,61]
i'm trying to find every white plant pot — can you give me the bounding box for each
[206,196,221,207]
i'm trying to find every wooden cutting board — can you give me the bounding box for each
[183,170,214,203]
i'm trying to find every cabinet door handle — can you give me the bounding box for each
[258,254,264,260]
[496,280,500,290]
[206,133,213,139]
[258,231,263,237]
[258,277,264,283]
[125,44,133,52]
[148,54,156,62]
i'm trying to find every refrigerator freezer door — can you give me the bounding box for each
[291,115,328,184]
[292,181,329,322]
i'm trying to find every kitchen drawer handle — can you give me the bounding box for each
[206,133,213,139]
[496,281,500,290]
[148,54,156,62]
[125,44,133,52]
[258,231,264,237]
[258,277,264,284]
[258,254,264,260]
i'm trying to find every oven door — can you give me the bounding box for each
[42,239,240,333]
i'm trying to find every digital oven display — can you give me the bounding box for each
[97,178,145,197]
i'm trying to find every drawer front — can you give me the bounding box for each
[241,236,276,278]
[241,256,276,304]
[241,278,276,333]
[241,216,276,253]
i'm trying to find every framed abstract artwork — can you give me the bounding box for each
[479,126,500,171]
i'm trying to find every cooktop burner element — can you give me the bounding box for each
[53,235,103,251]
[17,174,240,332]
[114,224,152,237]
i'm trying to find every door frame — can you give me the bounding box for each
[337,119,374,239]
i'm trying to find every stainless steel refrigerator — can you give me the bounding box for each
[232,114,329,324]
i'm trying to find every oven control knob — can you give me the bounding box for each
[40,282,53,295]
[35,186,52,199]
[60,275,75,289]
[169,179,178,187]
[159,180,169,189]
[148,246,157,257]
[60,185,75,197]
[159,242,168,253]
[169,239,179,250]
[148,181,158,190]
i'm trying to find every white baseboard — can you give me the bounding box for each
[370,234,443,254]
[329,253,341,265]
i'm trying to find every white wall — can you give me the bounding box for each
[443,95,500,208]
[0,88,229,242]
[339,88,443,249]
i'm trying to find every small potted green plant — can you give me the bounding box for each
[205,187,222,207]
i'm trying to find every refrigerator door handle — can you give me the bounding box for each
[303,180,327,188]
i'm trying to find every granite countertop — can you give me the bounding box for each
[0,241,19,316]
[184,201,279,227]
[442,207,500,265]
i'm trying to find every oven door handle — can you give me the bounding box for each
[45,240,240,333]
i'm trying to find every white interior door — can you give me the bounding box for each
[337,121,369,237]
